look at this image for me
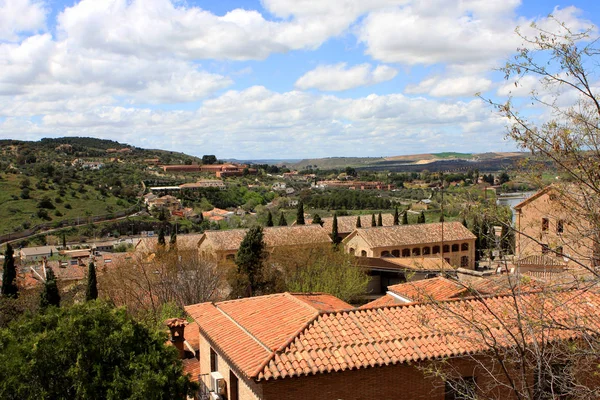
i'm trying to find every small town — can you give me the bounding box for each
[1,1,600,399]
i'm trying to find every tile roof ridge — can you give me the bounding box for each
[284,292,323,315]
[214,303,272,353]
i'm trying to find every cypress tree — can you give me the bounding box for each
[377,212,383,226]
[473,218,481,262]
[40,267,60,308]
[371,214,376,227]
[402,211,408,225]
[331,213,341,246]
[266,211,273,227]
[296,201,305,225]
[439,214,445,222]
[198,212,204,223]
[234,226,267,296]
[169,227,177,248]
[157,227,166,247]
[356,216,362,228]
[462,217,468,228]
[393,207,399,225]
[278,212,287,226]
[418,211,426,224]
[312,214,323,226]
[86,262,98,301]
[62,233,67,248]
[1,244,18,298]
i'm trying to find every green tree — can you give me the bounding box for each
[439,213,445,222]
[1,245,17,299]
[296,201,305,225]
[377,212,383,226]
[331,213,341,246]
[312,214,323,226]
[418,211,426,224]
[170,227,177,247]
[0,301,196,399]
[371,213,376,227]
[266,211,273,227]
[462,217,468,229]
[356,216,362,228]
[86,262,98,301]
[202,155,217,165]
[62,233,67,248]
[158,227,166,247]
[402,211,408,225]
[40,267,60,309]
[393,207,399,225]
[278,212,287,226]
[230,226,270,297]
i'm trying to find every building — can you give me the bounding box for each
[19,246,59,262]
[198,225,332,262]
[314,214,395,240]
[162,164,202,172]
[361,276,468,307]
[147,195,181,212]
[183,289,600,400]
[343,222,476,269]
[514,185,596,267]
[179,180,226,190]
[317,180,395,190]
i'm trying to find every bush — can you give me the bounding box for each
[20,189,30,199]
[36,209,50,220]
[64,203,72,209]
[37,196,55,210]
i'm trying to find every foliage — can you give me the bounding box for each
[356,215,361,228]
[331,213,341,246]
[266,211,273,227]
[402,211,408,225]
[371,214,376,227]
[393,207,399,225]
[85,262,98,302]
[1,245,17,298]
[40,267,60,309]
[296,201,305,225]
[157,227,166,247]
[312,213,323,226]
[377,212,383,226]
[0,301,196,399]
[278,212,287,226]
[230,226,275,298]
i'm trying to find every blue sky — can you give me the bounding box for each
[0,0,598,159]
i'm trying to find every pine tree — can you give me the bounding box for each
[356,216,362,228]
[393,207,399,225]
[402,211,408,225]
[278,212,287,226]
[158,227,166,247]
[296,201,305,225]
[86,262,98,301]
[1,244,18,298]
[312,214,323,226]
[233,226,267,297]
[377,212,383,226]
[169,226,177,248]
[331,213,341,246]
[40,267,60,308]
[371,214,376,227]
[266,211,273,227]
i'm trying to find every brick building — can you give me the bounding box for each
[182,289,600,400]
[343,222,476,269]
[312,214,395,240]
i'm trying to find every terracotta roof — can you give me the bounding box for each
[381,257,455,271]
[182,358,201,382]
[136,233,204,253]
[466,275,541,296]
[189,289,600,382]
[517,254,567,267]
[344,222,476,248]
[198,225,332,252]
[387,277,467,302]
[318,214,395,234]
[291,293,353,312]
[360,294,398,308]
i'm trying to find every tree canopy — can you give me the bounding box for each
[0,301,196,399]
[1,245,17,299]
[85,262,98,302]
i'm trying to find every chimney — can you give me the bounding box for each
[165,318,188,358]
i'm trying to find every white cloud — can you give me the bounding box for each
[295,63,397,91]
[406,75,492,97]
[0,0,46,41]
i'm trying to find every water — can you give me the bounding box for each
[497,191,536,223]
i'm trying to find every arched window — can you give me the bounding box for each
[349,248,356,255]
[392,250,400,257]
[361,250,367,257]
[452,244,459,252]
[381,251,391,258]
[402,248,411,257]
[432,246,440,254]
[461,243,469,251]
[443,245,450,253]
[423,247,431,255]
[412,248,421,256]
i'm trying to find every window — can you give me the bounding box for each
[402,248,411,257]
[210,348,218,372]
[349,247,355,255]
[443,245,450,253]
[461,243,469,251]
[360,250,367,257]
[392,250,400,257]
[433,246,440,254]
[542,244,550,254]
[412,248,421,256]
[445,377,476,400]
[557,220,564,234]
[229,371,239,400]
[542,218,549,232]
[461,256,469,268]
[381,251,391,257]
[451,244,459,252]
[423,247,431,255]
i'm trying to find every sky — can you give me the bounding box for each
[0,0,598,159]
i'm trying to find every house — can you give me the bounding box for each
[198,225,332,262]
[271,182,286,191]
[147,195,181,212]
[183,289,600,400]
[343,222,476,269]
[202,208,234,222]
[19,246,59,262]
[180,180,226,190]
[514,185,597,267]
[143,193,158,205]
[361,276,468,307]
